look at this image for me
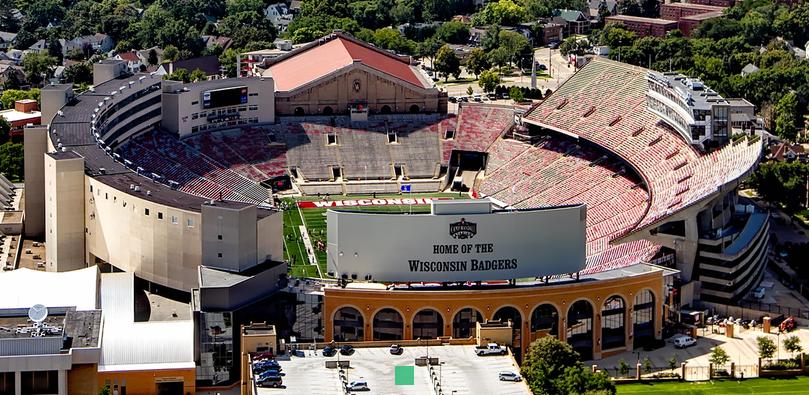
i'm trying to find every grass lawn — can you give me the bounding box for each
[282,193,460,278]
[617,377,809,394]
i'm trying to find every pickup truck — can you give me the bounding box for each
[476,343,507,356]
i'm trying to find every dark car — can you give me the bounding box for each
[253,364,282,374]
[389,344,403,355]
[548,40,560,49]
[340,345,355,356]
[322,346,337,357]
[252,350,274,361]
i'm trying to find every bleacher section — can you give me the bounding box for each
[522,57,762,240]
[442,104,514,161]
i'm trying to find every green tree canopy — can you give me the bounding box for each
[521,337,615,395]
[434,44,461,82]
[757,336,776,360]
[21,53,57,86]
[784,335,802,356]
[709,346,730,367]
[478,69,500,92]
[435,21,469,45]
[775,91,799,141]
[466,48,490,79]
[472,0,527,26]
[0,142,23,181]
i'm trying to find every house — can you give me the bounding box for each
[605,15,678,38]
[5,49,22,64]
[289,0,302,13]
[157,55,222,79]
[0,63,25,88]
[589,0,617,21]
[61,34,115,57]
[769,142,806,163]
[265,3,292,30]
[27,39,49,54]
[114,51,143,73]
[554,9,591,36]
[202,36,233,51]
[468,27,487,46]
[0,32,17,50]
[741,63,759,76]
[136,46,164,66]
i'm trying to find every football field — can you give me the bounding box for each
[282,193,460,278]
[617,376,809,394]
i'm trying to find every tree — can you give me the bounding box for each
[189,68,208,82]
[643,357,653,374]
[750,162,807,216]
[0,142,24,181]
[163,45,180,63]
[709,346,730,367]
[147,49,159,66]
[478,70,500,93]
[64,62,92,84]
[757,336,777,360]
[0,0,20,32]
[219,48,239,78]
[472,0,527,26]
[775,91,798,141]
[509,85,525,102]
[639,0,659,18]
[597,0,611,20]
[435,21,469,45]
[0,89,40,110]
[465,48,490,79]
[498,30,531,67]
[0,118,10,144]
[618,358,630,377]
[488,47,511,69]
[560,37,590,56]
[482,25,501,52]
[521,336,583,394]
[217,11,276,49]
[372,28,416,54]
[618,0,641,16]
[784,335,802,357]
[434,45,460,82]
[522,337,616,394]
[164,68,190,83]
[21,53,57,86]
[667,355,679,370]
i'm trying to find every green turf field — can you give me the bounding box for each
[282,193,461,278]
[617,377,809,394]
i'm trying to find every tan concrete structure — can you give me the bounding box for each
[45,152,86,272]
[324,267,665,360]
[23,125,48,237]
[240,322,277,394]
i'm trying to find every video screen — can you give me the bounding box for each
[202,86,248,109]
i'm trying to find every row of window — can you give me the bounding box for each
[90,184,196,228]
[191,117,259,133]
[189,105,259,120]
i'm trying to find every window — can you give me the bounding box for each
[327,133,338,145]
[171,215,178,224]
[238,106,247,111]
[217,253,223,258]
[157,212,163,220]
[187,218,194,228]
[191,101,199,105]
[90,185,93,193]
[248,105,258,111]
[191,113,198,120]
[387,132,397,143]
[218,235,222,240]
[144,208,149,216]
[105,193,108,200]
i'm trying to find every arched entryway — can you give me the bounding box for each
[293,107,305,116]
[530,303,559,338]
[601,295,626,350]
[412,309,444,339]
[567,300,594,360]
[493,306,522,360]
[380,105,392,114]
[372,308,404,341]
[409,104,419,113]
[322,106,333,115]
[452,308,482,338]
[333,306,364,342]
[633,289,655,348]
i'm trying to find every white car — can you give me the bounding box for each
[347,380,369,391]
[498,371,522,381]
[674,336,697,349]
[752,286,766,300]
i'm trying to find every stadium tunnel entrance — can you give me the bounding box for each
[447,150,487,192]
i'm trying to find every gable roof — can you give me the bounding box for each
[0,31,16,43]
[171,55,221,75]
[741,63,759,74]
[267,33,427,91]
[558,9,588,22]
[117,51,140,62]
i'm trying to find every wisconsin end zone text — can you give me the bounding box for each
[408,259,518,272]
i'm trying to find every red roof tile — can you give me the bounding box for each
[268,36,425,91]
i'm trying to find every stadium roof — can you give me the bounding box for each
[267,33,428,91]
[99,272,194,372]
[0,267,99,311]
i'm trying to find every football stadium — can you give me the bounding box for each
[22,31,768,377]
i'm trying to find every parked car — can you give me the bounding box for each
[257,369,284,378]
[498,371,522,381]
[252,350,274,361]
[322,346,337,357]
[340,345,355,356]
[347,380,369,391]
[257,374,283,388]
[476,343,507,356]
[253,360,281,372]
[389,344,403,355]
[548,40,560,49]
[537,63,547,71]
[752,286,766,300]
[448,96,457,103]
[674,336,697,349]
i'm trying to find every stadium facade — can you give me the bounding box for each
[21,31,767,377]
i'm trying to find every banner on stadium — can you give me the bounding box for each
[297,197,446,209]
[326,200,587,282]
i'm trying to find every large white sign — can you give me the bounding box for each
[326,204,587,282]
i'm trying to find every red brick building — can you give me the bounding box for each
[605,15,678,38]
[688,0,734,7]
[0,99,41,136]
[660,3,727,36]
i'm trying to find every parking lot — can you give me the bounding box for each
[256,345,531,395]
